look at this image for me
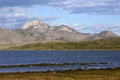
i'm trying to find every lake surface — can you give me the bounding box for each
[0,50,120,73]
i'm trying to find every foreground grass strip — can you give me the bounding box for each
[0,69,120,80]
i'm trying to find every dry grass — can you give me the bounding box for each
[0,69,120,80]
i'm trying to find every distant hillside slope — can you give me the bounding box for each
[9,37,120,50]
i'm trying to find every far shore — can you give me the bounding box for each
[0,37,119,50]
[3,47,120,51]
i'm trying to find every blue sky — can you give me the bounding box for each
[0,0,120,34]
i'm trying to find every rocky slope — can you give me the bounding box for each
[0,20,119,46]
[97,31,118,38]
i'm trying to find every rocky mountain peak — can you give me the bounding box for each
[55,25,78,33]
[98,30,118,38]
[22,20,78,33]
[22,20,50,30]
[29,20,40,25]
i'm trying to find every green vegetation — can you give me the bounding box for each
[0,69,120,80]
[9,37,120,50]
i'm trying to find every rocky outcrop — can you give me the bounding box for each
[53,25,78,33]
[22,20,50,30]
[22,20,78,33]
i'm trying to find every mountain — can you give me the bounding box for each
[97,31,118,38]
[0,28,23,45]
[20,20,92,42]
[22,20,78,33]
[0,20,119,47]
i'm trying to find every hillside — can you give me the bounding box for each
[9,37,120,50]
[0,20,119,46]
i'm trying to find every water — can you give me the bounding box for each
[0,50,120,73]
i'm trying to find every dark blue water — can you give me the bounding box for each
[0,50,120,73]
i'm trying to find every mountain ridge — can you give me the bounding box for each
[0,20,119,46]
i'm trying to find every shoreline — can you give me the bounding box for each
[0,68,120,80]
[0,67,120,73]
[2,49,120,50]
[0,62,110,68]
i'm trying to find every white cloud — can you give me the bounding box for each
[0,0,120,15]
[49,0,120,15]
[50,0,109,8]
[0,7,28,15]
[0,14,59,29]
[72,23,120,34]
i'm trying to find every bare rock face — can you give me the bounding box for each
[22,20,50,30]
[54,25,78,33]
[22,20,78,33]
[22,20,39,29]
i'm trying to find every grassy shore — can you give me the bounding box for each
[8,37,120,50]
[0,69,120,80]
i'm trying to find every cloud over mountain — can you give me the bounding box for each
[73,24,120,35]
[0,0,120,35]
[0,14,58,29]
